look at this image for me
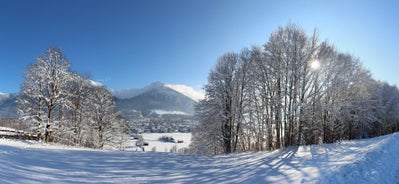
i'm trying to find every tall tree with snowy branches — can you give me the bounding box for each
[18,48,71,142]
[192,51,250,154]
[85,85,118,149]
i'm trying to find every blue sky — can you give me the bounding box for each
[0,0,398,93]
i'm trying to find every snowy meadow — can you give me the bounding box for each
[1,133,399,183]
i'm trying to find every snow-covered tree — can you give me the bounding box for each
[61,73,91,146]
[377,82,399,134]
[190,97,224,155]
[191,50,250,154]
[18,47,71,142]
[85,85,118,149]
[270,24,318,146]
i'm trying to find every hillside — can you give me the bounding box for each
[1,133,399,183]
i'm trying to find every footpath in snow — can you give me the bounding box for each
[1,133,399,183]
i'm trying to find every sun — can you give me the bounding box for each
[310,60,320,70]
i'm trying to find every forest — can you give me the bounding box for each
[191,24,399,155]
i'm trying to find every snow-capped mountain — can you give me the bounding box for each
[114,82,200,118]
[112,82,204,102]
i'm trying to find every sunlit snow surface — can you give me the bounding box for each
[1,133,399,183]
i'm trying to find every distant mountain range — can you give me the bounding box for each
[0,82,204,119]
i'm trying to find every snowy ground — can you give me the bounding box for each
[1,133,399,183]
[122,133,192,152]
[141,133,191,152]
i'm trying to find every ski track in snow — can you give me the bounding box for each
[1,133,399,183]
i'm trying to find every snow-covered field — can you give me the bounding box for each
[1,133,399,183]
[141,133,191,152]
[121,133,192,152]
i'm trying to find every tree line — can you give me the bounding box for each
[17,48,127,149]
[191,24,399,155]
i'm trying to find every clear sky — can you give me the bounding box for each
[1,0,398,93]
